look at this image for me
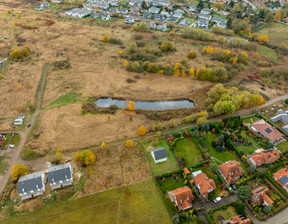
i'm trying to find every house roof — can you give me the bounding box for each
[192,171,216,196]
[273,168,288,189]
[183,167,190,174]
[251,187,273,205]
[249,148,280,166]
[219,160,244,184]
[171,186,193,210]
[152,147,167,160]
[252,119,284,142]
[225,215,251,224]
[47,163,72,185]
[17,172,44,194]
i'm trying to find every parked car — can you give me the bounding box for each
[27,123,31,128]
[9,144,15,148]
[231,184,236,190]
[213,197,221,203]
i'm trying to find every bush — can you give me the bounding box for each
[160,41,175,52]
[134,35,143,40]
[9,46,31,61]
[285,99,288,105]
[235,202,246,215]
[187,51,196,59]
[129,42,137,54]
[109,104,118,110]
[109,38,123,45]
[126,78,136,83]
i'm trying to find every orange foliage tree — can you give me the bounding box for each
[128,101,135,111]
[274,10,281,21]
[137,126,147,136]
[11,164,29,182]
[103,35,109,43]
[74,150,96,166]
[125,140,133,148]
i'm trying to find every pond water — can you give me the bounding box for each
[95,98,195,110]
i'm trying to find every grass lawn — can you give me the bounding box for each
[276,141,288,153]
[1,179,171,224]
[257,45,279,62]
[236,130,262,155]
[212,206,237,223]
[242,116,260,124]
[142,139,179,176]
[174,138,203,166]
[161,176,185,191]
[48,92,79,108]
[0,155,8,174]
[2,134,21,148]
[204,133,237,163]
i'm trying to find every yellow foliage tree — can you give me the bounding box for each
[123,60,129,67]
[174,63,180,69]
[203,46,207,53]
[274,10,281,21]
[74,151,81,163]
[137,126,147,136]
[232,57,238,65]
[128,101,135,111]
[53,148,63,164]
[11,164,29,181]
[125,140,133,149]
[84,150,96,166]
[101,142,106,149]
[202,66,206,70]
[218,62,224,67]
[189,67,194,77]
[258,35,268,44]
[103,35,109,43]
[118,50,123,55]
[196,69,200,77]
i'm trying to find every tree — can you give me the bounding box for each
[248,166,256,174]
[214,2,223,11]
[125,140,133,148]
[101,142,106,149]
[160,41,175,52]
[263,205,272,214]
[11,164,29,182]
[75,150,96,166]
[53,148,63,164]
[189,67,195,77]
[187,51,196,59]
[235,202,246,215]
[137,126,147,136]
[196,116,207,125]
[74,151,81,162]
[128,101,135,111]
[103,35,109,43]
[238,185,251,201]
[210,163,219,174]
[274,10,281,21]
[129,42,137,54]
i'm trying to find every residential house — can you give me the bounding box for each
[157,23,167,32]
[183,167,190,175]
[191,170,216,197]
[119,8,128,14]
[168,186,193,210]
[147,22,157,29]
[201,8,212,15]
[225,215,252,224]
[90,12,100,19]
[188,5,197,13]
[129,0,143,6]
[109,7,119,13]
[250,187,274,206]
[131,11,140,16]
[149,7,160,14]
[219,160,244,185]
[152,0,170,7]
[248,148,280,167]
[197,18,209,28]
[65,8,91,18]
[198,13,212,21]
[172,12,183,19]
[151,147,167,163]
[174,9,184,14]
[154,13,165,21]
[125,16,135,24]
[251,119,284,144]
[142,12,152,19]
[41,1,50,9]
[34,5,42,11]
[100,14,111,21]
[160,11,170,17]
[17,172,45,200]
[271,109,288,134]
[273,168,288,192]
[179,18,190,26]
[47,163,73,190]
[169,16,179,22]
[212,16,227,28]
[14,115,24,126]
[0,135,5,148]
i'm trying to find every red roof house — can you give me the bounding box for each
[219,160,244,185]
[168,186,193,210]
[273,168,288,192]
[0,136,5,148]
[250,187,274,206]
[225,215,251,224]
[183,167,190,175]
[248,148,280,167]
[191,170,216,197]
[251,119,284,143]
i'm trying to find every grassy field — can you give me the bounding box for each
[276,141,288,153]
[1,179,171,224]
[257,45,279,62]
[242,116,260,124]
[2,134,21,148]
[236,130,261,155]
[0,155,8,174]
[161,176,185,191]
[142,139,179,176]
[256,23,288,47]
[48,92,80,108]
[212,206,237,223]
[204,133,237,162]
[173,138,203,166]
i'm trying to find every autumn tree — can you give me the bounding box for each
[160,41,175,52]
[125,140,133,149]
[258,35,268,44]
[128,101,135,111]
[214,2,223,10]
[103,35,109,43]
[189,67,195,77]
[274,10,281,21]
[11,164,29,182]
[187,51,196,59]
[129,42,137,54]
[53,148,63,164]
[101,142,106,149]
[74,151,81,162]
[196,110,209,125]
[74,150,96,166]
[137,126,147,136]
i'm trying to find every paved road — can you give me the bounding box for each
[243,0,257,11]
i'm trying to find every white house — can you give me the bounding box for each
[151,147,167,163]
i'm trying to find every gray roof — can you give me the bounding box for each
[271,114,288,124]
[152,147,167,160]
[17,172,44,194]
[47,163,72,184]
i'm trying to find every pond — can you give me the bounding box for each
[95,98,195,110]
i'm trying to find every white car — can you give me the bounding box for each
[213,197,221,203]
[9,144,15,148]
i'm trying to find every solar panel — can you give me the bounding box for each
[256,188,265,194]
[265,128,272,134]
[280,176,288,185]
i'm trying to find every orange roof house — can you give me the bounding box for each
[0,136,5,148]
[191,170,216,197]
[273,168,288,192]
[250,187,274,206]
[183,167,190,175]
[251,119,284,143]
[225,215,251,224]
[219,160,244,185]
[248,148,280,167]
[168,186,193,211]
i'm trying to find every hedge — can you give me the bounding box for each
[236,172,258,186]
[190,183,199,198]
[160,169,182,178]
[208,201,235,213]
[206,213,214,224]
[188,160,210,169]
[216,172,231,193]
[266,160,288,173]
[191,136,206,155]
[266,175,288,198]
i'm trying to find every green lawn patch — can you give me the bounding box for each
[276,141,288,153]
[2,134,21,148]
[0,155,8,175]
[212,206,237,223]
[161,176,185,191]
[49,92,79,108]
[236,130,261,155]
[174,138,203,166]
[141,139,179,176]
[242,116,260,124]
[257,45,278,62]
[1,179,172,224]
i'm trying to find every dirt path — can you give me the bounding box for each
[0,63,50,194]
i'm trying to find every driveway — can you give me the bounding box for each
[243,0,257,11]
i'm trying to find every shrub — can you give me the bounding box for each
[109,38,123,45]
[125,140,133,148]
[109,104,118,110]
[135,35,143,40]
[285,99,288,105]
[133,21,149,32]
[74,150,96,166]
[160,41,175,52]
[235,202,246,215]
[9,46,31,61]
[11,164,29,182]
[126,78,136,83]
[187,51,196,59]
[137,126,147,136]
[129,42,137,54]
[103,35,109,43]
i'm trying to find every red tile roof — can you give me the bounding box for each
[252,119,284,142]
[273,168,288,189]
[183,167,190,175]
[171,186,193,210]
[225,215,251,224]
[250,187,273,206]
[0,137,5,147]
[219,160,244,185]
[192,172,216,196]
[249,148,280,166]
